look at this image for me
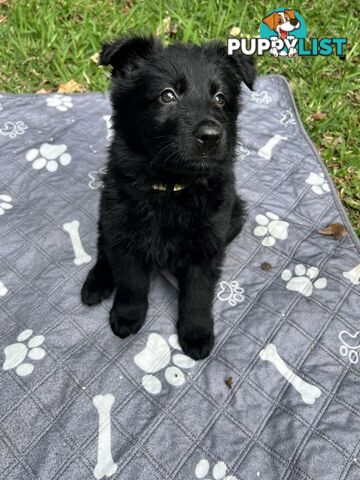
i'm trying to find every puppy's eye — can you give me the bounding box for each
[278,17,283,24]
[285,15,290,21]
[160,89,177,103]
[215,93,225,106]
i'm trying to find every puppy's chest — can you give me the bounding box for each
[131,198,220,265]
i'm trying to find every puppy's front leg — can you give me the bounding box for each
[109,251,150,338]
[176,257,221,360]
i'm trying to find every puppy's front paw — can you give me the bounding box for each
[178,327,214,360]
[81,268,114,306]
[110,303,147,338]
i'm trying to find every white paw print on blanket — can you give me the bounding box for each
[134,333,195,394]
[251,90,272,104]
[279,109,296,127]
[0,120,28,139]
[254,211,289,246]
[217,281,244,306]
[305,172,330,195]
[281,264,327,297]
[26,143,72,172]
[2,329,46,376]
[235,143,250,160]
[0,194,13,215]
[46,94,73,111]
[195,459,237,480]
[0,281,8,297]
[88,166,107,190]
[339,330,360,364]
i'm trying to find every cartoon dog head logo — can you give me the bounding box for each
[262,9,300,40]
[260,8,306,57]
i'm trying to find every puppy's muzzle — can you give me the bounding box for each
[194,121,222,151]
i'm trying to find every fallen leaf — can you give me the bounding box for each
[323,133,334,144]
[157,16,177,37]
[230,26,241,36]
[310,112,327,121]
[90,52,100,64]
[36,87,57,94]
[157,16,169,35]
[0,0,9,4]
[323,133,342,146]
[261,262,272,272]
[0,14,7,24]
[318,223,348,240]
[57,79,85,94]
[122,0,133,15]
[225,377,233,389]
[170,23,178,36]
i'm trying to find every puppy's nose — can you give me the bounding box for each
[195,122,222,150]
[290,19,298,26]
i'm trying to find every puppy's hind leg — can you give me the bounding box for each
[81,225,115,306]
[226,196,246,244]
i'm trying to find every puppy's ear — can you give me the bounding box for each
[262,13,276,31]
[229,52,256,91]
[205,41,256,91]
[284,9,296,19]
[99,36,158,76]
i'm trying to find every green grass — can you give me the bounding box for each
[1,0,359,235]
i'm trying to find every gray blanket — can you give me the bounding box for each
[0,75,359,480]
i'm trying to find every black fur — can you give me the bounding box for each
[81,36,255,360]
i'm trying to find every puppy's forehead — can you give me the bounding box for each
[148,45,226,89]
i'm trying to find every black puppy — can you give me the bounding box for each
[81,36,255,360]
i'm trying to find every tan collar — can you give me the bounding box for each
[152,183,186,192]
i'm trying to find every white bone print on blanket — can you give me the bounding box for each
[63,220,92,265]
[343,264,360,285]
[260,344,321,404]
[134,333,195,394]
[2,329,46,376]
[93,394,118,479]
[258,134,287,160]
[102,115,113,142]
